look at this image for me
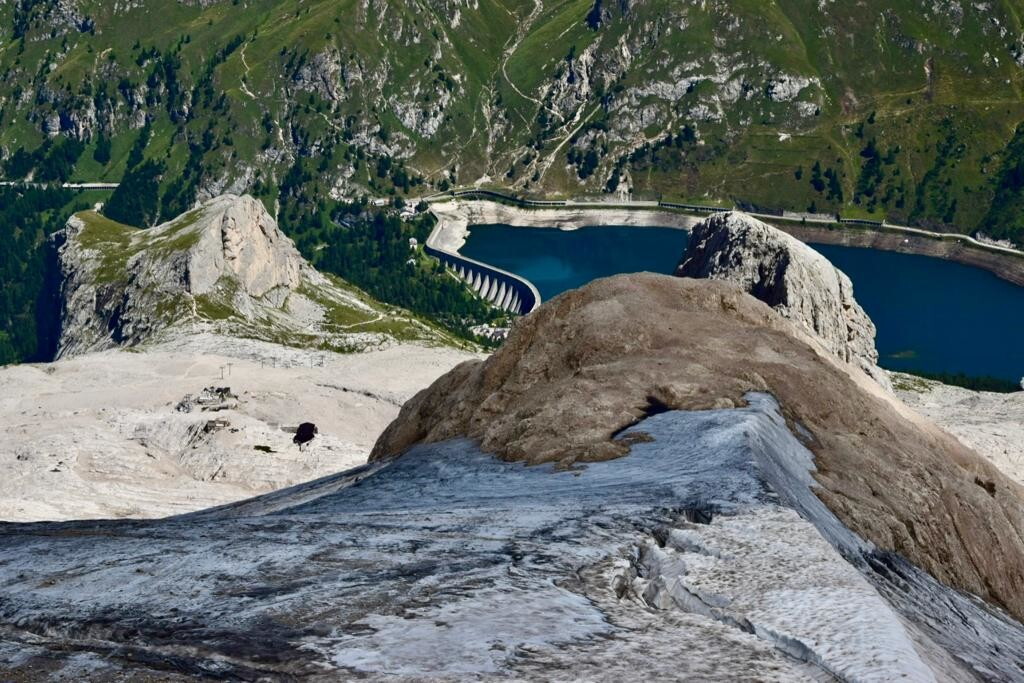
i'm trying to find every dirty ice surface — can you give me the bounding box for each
[1,394,1022,680]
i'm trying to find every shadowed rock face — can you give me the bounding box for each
[371,273,1024,623]
[676,212,889,388]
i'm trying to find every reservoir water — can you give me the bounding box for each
[460,224,1024,383]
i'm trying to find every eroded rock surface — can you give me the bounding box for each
[57,195,302,357]
[676,212,889,388]
[185,194,301,298]
[892,372,1024,486]
[372,273,1024,623]
[3,274,1024,679]
[55,194,457,358]
[3,398,1022,680]
[0,334,478,522]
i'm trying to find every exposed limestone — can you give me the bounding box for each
[676,211,891,389]
[892,372,1024,486]
[7,399,1021,679]
[55,194,460,358]
[0,334,479,522]
[292,48,346,103]
[428,199,698,252]
[372,273,1024,623]
[185,194,301,298]
[766,74,816,102]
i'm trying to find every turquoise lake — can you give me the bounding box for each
[461,224,1024,383]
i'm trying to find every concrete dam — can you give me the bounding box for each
[424,244,540,315]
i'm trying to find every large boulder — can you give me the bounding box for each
[372,273,1024,624]
[676,212,889,388]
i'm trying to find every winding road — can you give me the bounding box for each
[0,181,120,190]
[5,176,1020,263]
[431,189,1024,260]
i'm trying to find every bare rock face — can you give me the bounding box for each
[292,48,346,103]
[372,273,1024,623]
[54,194,461,361]
[56,195,303,358]
[186,194,301,298]
[676,212,890,389]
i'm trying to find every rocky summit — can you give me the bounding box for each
[372,274,1024,628]
[0,194,478,523]
[676,211,891,389]
[177,193,301,300]
[55,194,457,358]
[2,0,1024,677]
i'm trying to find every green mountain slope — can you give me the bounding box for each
[56,194,477,357]
[2,0,1024,243]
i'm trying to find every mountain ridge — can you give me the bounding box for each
[371,273,1024,624]
[2,273,1021,680]
[54,193,469,357]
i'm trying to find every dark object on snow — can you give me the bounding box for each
[294,422,318,449]
[203,419,230,434]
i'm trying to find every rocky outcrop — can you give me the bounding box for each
[372,273,1024,624]
[57,195,302,357]
[8,381,1024,679]
[184,194,301,298]
[55,195,453,358]
[292,48,346,103]
[676,212,890,389]
[3,274,1023,679]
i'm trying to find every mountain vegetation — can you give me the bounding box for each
[271,156,502,334]
[0,186,95,365]
[58,196,491,358]
[4,0,1024,364]
[2,0,1024,244]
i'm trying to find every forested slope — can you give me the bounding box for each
[2,0,1024,241]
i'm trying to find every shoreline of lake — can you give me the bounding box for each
[427,200,698,253]
[429,200,1024,288]
[776,223,1024,288]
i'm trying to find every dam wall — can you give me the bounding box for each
[424,243,540,315]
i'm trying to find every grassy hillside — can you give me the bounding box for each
[1,0,1024,245]
[62,203,482,355]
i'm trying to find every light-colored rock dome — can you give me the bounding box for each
[676,211,890,389]
[185,194,302,298]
